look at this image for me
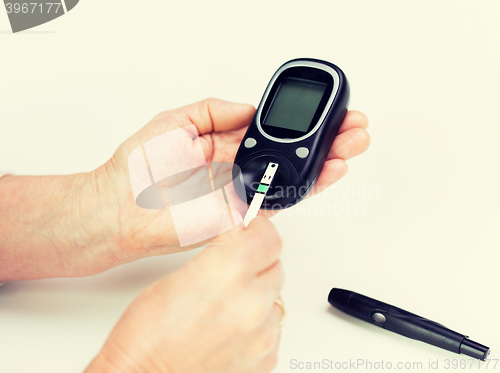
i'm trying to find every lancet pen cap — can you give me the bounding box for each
[328,288,353,313]
[460,338,490,361]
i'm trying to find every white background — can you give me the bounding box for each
[1,1,499,372]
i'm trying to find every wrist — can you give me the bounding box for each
[69,168,123,275]
[0,171,121,280]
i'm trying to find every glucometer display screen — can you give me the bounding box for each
[263,77,327,132]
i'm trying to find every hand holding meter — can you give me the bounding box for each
[233,58,350,210]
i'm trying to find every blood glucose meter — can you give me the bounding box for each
[233,58,350,210]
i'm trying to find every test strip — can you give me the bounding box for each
[243,163,279,226]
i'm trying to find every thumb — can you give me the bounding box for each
[195,216,282,279]
[177,98,255,135]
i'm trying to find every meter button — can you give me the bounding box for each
[372,312,386,323]
[295,147,309,158]
[244,138,257,148]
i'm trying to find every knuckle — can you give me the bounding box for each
[237,295,267,331]
[193,249,239,284]
[261,351,279,372]
[222,263,247,286]
[247,328,278,361]
[258,327,278,356]
[201,98,221,117]
[153,110,175,124]
[203,97,219,105]
[193,98,219,128]
[222,245,251,278]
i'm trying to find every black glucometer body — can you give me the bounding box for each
[233,58,350,209]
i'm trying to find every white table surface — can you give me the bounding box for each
[1,1,499,372]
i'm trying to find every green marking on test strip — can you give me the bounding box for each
[257,184,269,193]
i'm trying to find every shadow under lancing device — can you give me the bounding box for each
[328,288,490,361]
[233,58,349,209]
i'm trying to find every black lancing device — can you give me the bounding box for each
[328,288,490,361]
[233,58,350,209]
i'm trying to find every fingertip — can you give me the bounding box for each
[242,215,282,251]
[353,110,369,128]
[337,159,349,180]
[246,215,279,236]
[210,98,255,119]
[350,127,371,156]
[349,110,369,128]
[328,158,349,176]
[231,102,256,119]
[246,215,270,228]
[339,110,369,132]
[329,127,371,161]
[314,159,348,191]
[362,128,371,149]
[227,101,256,131]
[180,99,256,135]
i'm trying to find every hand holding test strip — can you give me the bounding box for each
[243,162,279,226]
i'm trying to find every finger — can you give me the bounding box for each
[245,304,283,363]
[203,126,248,163]
[311,158,348,196]
[327,127,371,161]
[337,110,369,134]
[226,216,282,277]
[245,334,281,373]
[253,260,285,302]
[256,135,363,214]
[197,216,282,278]
[237,216,282,275]
[178,98,256,135]
[250,349,280,373]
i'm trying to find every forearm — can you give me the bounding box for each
[0,171,120,280]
